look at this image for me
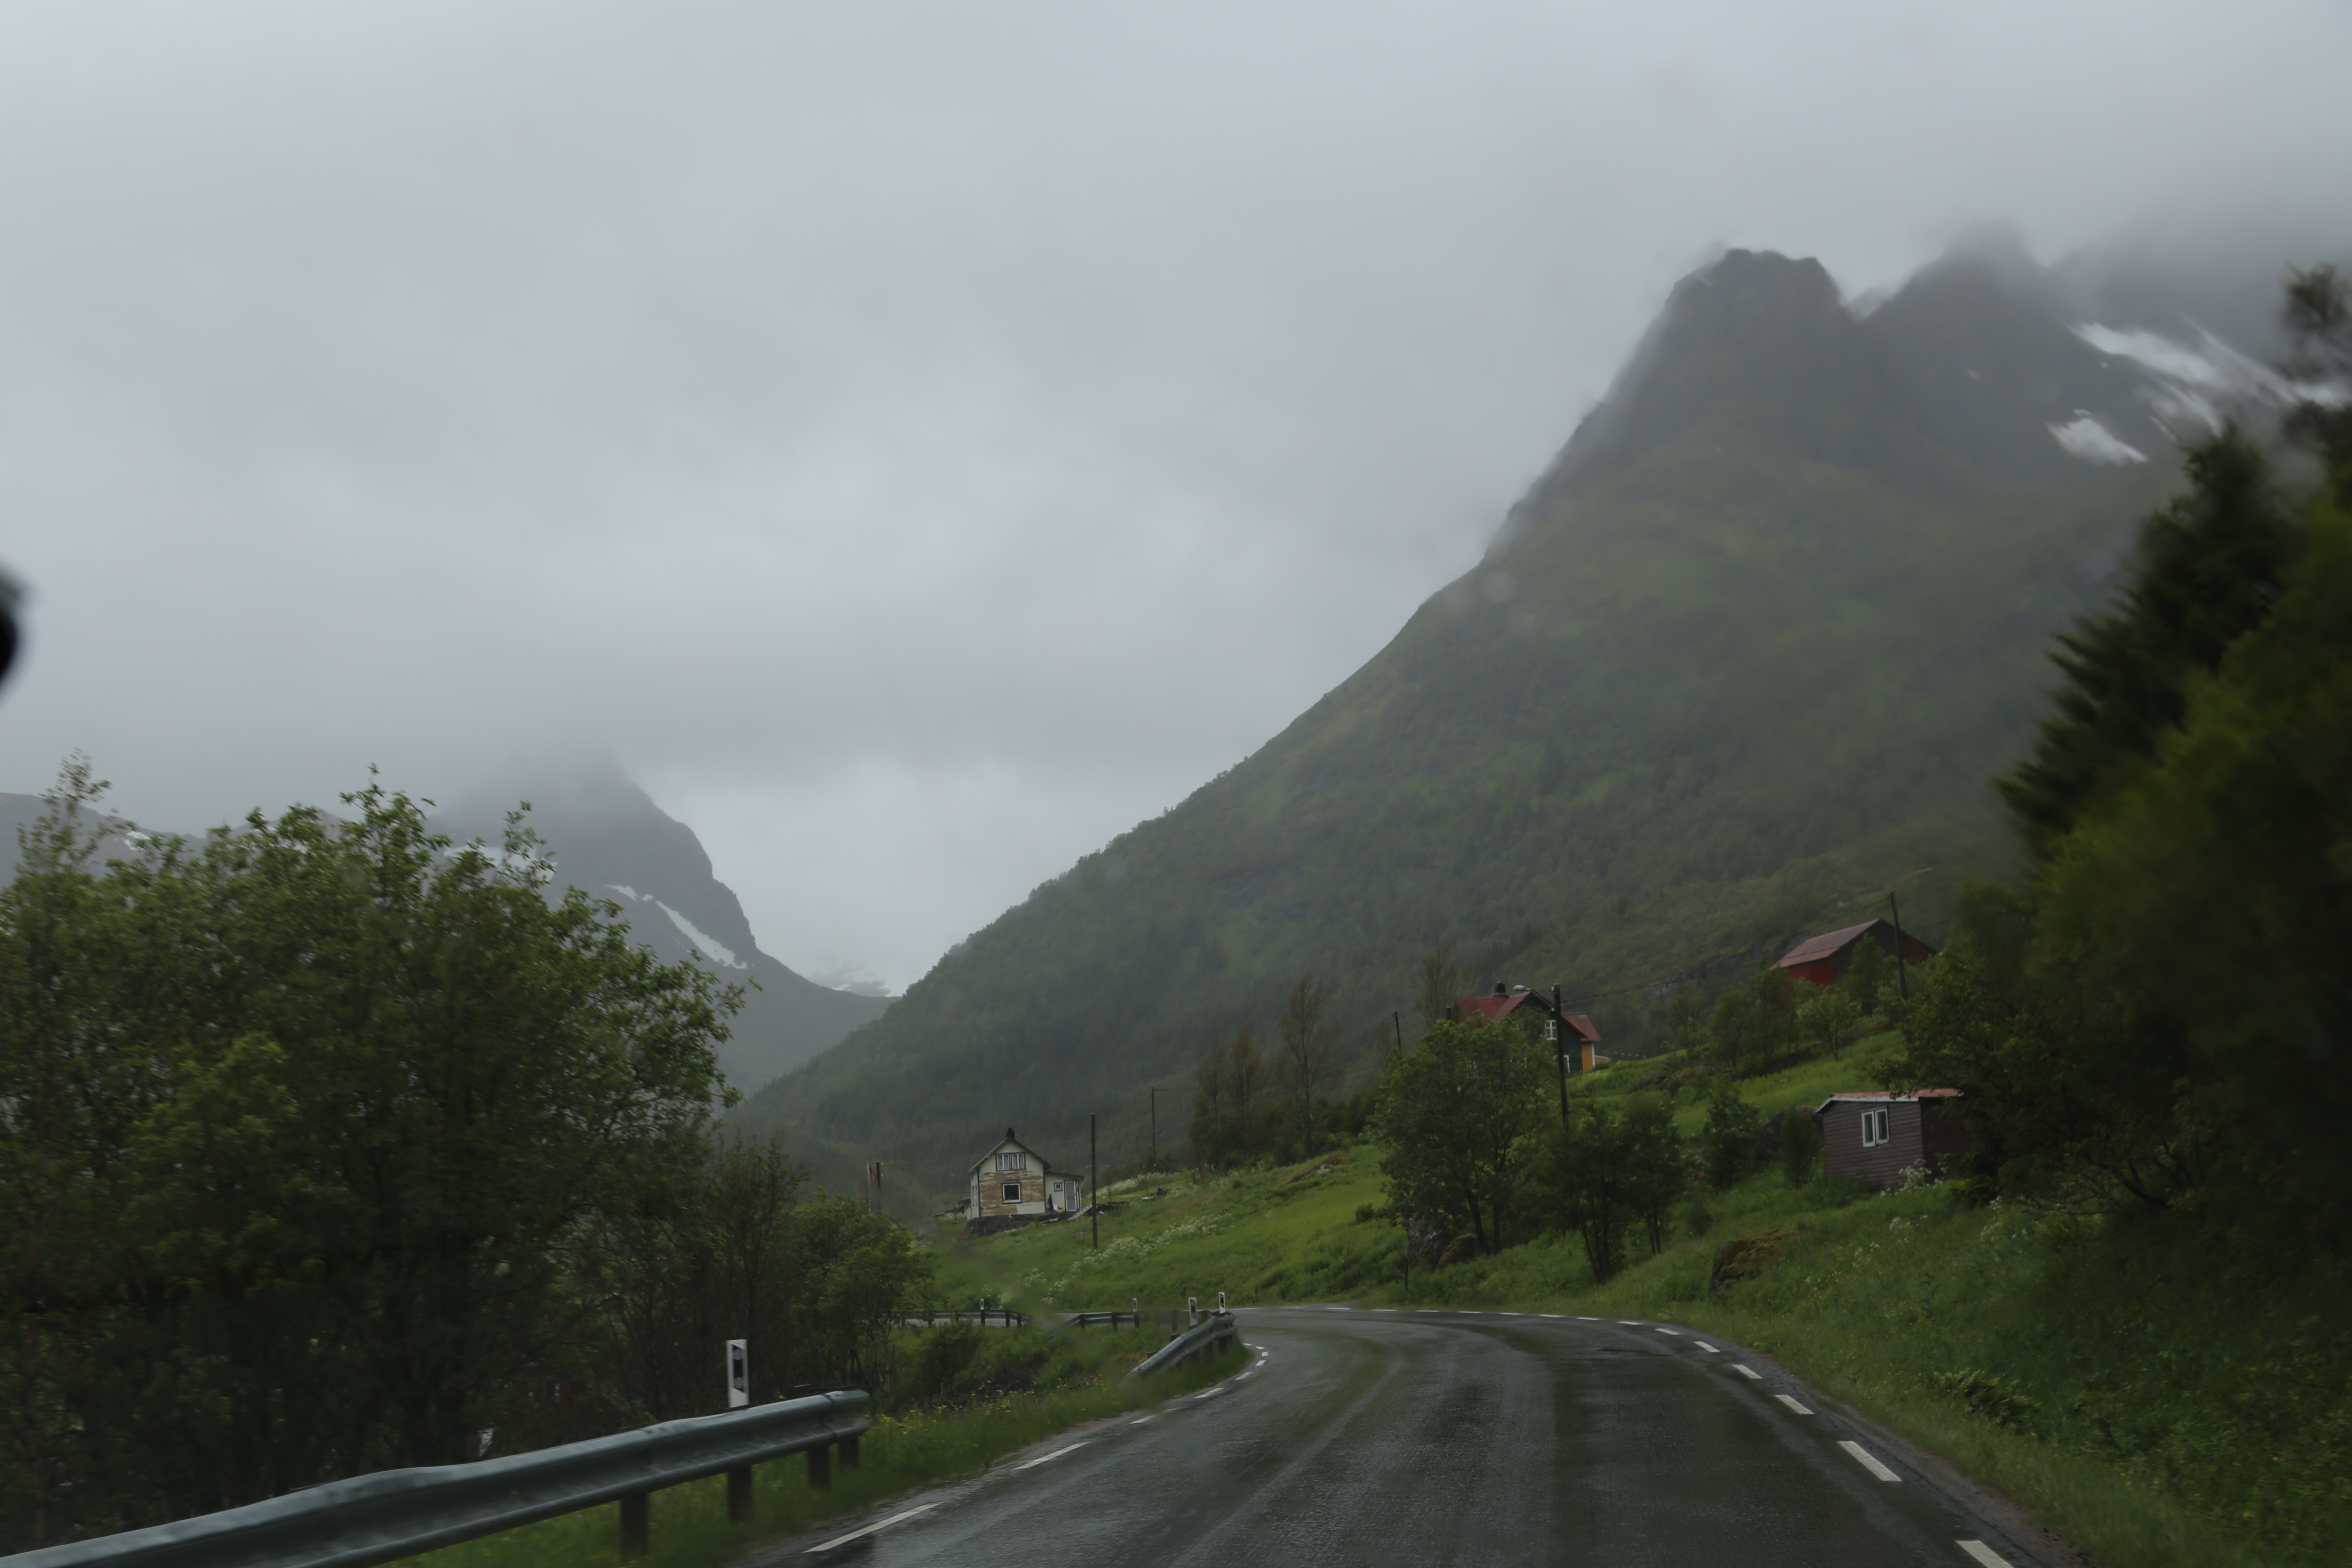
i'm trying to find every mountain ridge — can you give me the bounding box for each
[1,759,888,1093]
[732,239,2237,1202]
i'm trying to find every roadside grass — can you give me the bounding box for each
[394,1331,1245,1568]
[940,1151,1396,1313]
[947,1055,2352,1568]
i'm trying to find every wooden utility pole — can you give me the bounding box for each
[1886,894,1911,1005]
[1150,1087,1157,1167]
[1090,1113,1099,1252]
[1552,984,1571,1130]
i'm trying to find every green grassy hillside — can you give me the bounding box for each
[735,246,2184,1200]
[943,1051,2350,1568]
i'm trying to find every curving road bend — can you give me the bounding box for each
[754,1308,2038,1568]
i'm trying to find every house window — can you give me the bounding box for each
[994,1152,1027,1172]
[1002,1182,1021,1203]
[1861,1108,1889,1147]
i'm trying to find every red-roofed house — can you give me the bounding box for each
[1776,919,1934,989]
[1449,984,1607,1071]
[1814,1090,1969,1189]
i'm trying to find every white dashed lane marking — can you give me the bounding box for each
[1957,1541,2012,1567]
[1693,1341,1718,1352]
[1731,1365,1763,1380]
[1654,1326,1681,1335]
[1775,1395,1813,1415]
[1839,1440,1902,1482]
[806,1504,938,1553]
[1015,1442,1087,1470]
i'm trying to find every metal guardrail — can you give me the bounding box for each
[898,1308,1028,1327]
[3,1390,868,1568]
[1062,1310,1143,1329]
[1129,1311,1238,1378]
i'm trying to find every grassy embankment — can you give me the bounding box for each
[949,1044,2351,1568]
[394,1325,1243,1568]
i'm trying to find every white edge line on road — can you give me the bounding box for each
[1540,1313,1562,1317]
[1840,1440,1901,1482]
[1192,1385,1226,1399]
[1014,1442,1087,1470]
[1775,1394,1813,1415]
[1618,1320,1643,1325]
[1732,1364,1762,1380]
[1577,1316,1599,1320]
[1130,1415,1155,1424]
[806,1504,937,1553]
[1694,1341,1718,1352]
[1655,1327,1681,1335]
[1957,1541,2012,1567]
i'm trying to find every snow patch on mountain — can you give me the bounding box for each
[600,881,747,969]
[655,900,747,969]
[2050,415,2147,465]
[2073,321,2298,434]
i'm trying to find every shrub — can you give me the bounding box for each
[1933,1368,2041,1431]
[1780,1107,1823,1187]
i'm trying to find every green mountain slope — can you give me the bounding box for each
[735,245,2189,1200]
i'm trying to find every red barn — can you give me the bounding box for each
[1775,919,1934,990]
[1449,984,1605,1070]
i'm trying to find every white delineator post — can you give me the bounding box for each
[725,1340,752,1522]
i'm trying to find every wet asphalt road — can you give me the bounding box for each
[764,1307,2034,1568]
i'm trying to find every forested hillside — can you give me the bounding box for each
[737,243,2210,1200]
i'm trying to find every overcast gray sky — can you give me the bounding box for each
[4,1,2348,991]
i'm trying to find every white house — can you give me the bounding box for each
[966,1127,1085,1222]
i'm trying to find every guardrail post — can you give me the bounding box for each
[807,1443,832,1490]
[727,1464,753,1523]
[839,1433,861,1468]
[619,1491,650,1559]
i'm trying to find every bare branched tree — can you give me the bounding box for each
[1279,975,1344,1150]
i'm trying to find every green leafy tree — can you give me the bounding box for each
[1895,884,2188,1210]
[1707,964,1798,1075]
[0,766,735,1540]
[1843,937,1896,1022]
[792,1194,933,1396]
[577,1134,806,1425]
[1779,1105,1823,1186]
[1795,987,1863,1059]
[2026,490,2352,1219]
[1374,1019,1549,1256]
[1664,985,1708,1057]
[1533,1093,1685,1280]
[1698,1072,1763,1189]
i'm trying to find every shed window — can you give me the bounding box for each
[1002,1182,1021,1203]
[1861,1108,1889,1147]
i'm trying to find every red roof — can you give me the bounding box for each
[1452,992,1600,1043]
[1777,921,1882,968]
